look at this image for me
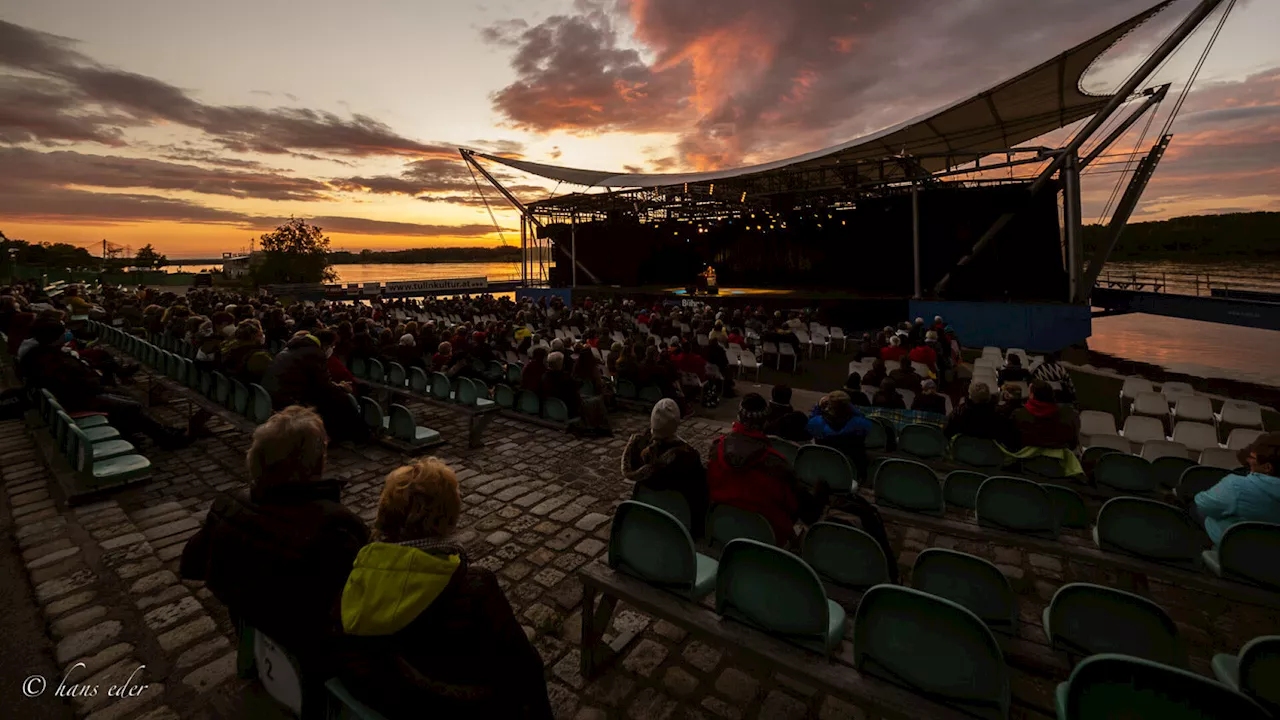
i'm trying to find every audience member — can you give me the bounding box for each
[1008,380,1080,450]
[706,394,827,547]
[908,333,938,374]
[997,354,1032,385]
[1032,351,1076,402]
[806,390,871,481]
[889,356,923,393]
[262,331,368,443]
[862,358,888,389]
[944,382,1007,440]
[339,457,552,719]
[1192,433,1280,545]
[521,346,548,392]
[180,407,368,674]
[841,372,868,405]
[763,384,810,442]
[880,335,907,362]
[872,380,906,409]
[622,399,710,537]
[911,379,948,415]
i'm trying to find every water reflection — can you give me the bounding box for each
[1090,313,1280,387]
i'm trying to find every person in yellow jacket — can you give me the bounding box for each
[337,458,552,719]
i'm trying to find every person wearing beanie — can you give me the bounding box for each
[622,398,709,537]
[706,393,827,547]
[911,379,948,415]
[764,384,809,442]
[806,390,872,480]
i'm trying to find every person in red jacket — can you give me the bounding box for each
[880,335,908,363]
[907,338,937,375]
[706,393,827,547]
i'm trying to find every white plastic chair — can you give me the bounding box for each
[1086,434,1133,455]
[762,341,779,364]
[1160,382,1196,401]
[1120,377,1155,402]
[898,389,915,408]
[1219,400,1264,430]
[794,329,813,358]
[981,347,1003,366]
[1199,447,1241,470]
[829,327,847,352]
[778,343,798,371]
[739,352,761,381]
[1173,422,1221,453]
[696,334,709,347]
[1080,410,1118,437]
[974,357,997,372]
[1121,415,1166,445]
[1226,428,1264,451]
[1141,440,1189,461]
[1172,396,1214,424]
[911,361,932,378]
[1130,392,1170,421]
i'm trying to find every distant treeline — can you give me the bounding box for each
[327,246,521,265]
[1082,211,1280,262]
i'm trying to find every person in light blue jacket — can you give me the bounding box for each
[807,390,873,481]
[1194,433,1280,544]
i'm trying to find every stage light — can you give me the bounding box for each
[740,192,747,202]
[709,183,715,194]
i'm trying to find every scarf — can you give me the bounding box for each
[1024,397,1058,419]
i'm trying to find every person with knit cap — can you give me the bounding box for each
[706,393,827,547]
[622,398,709,537]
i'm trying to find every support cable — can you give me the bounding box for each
[467,159,510,247]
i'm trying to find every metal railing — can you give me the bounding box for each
[1097,270,1280,298]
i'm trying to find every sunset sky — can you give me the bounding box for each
[2,0,1277,258]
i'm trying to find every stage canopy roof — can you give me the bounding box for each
[468,0,1172,190]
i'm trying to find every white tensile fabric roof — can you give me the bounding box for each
[471,0,1172,190]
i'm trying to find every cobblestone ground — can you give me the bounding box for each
[4,358,871,720]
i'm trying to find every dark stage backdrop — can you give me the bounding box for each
[545,183,1068,302]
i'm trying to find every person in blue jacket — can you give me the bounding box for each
[1193,432,1280,544]
[807,390,873,482]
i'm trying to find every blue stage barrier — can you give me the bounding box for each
[517,287,573,306]
[909,301,1091,352]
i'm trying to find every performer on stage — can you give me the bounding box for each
[701,265,717,290]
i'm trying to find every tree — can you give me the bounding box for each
[251,217,337,286]
[134,244,168,269]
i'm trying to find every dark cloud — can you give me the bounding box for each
[0,19,456,159]
[480,18,529,44]
[487,0,1169,168]
[0,147,331,201]
[307,217,501,237]
[469,138,526,158]
[332,157,546,203]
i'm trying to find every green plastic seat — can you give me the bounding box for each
[212,372,231,406]
[68,424,150,484]
[1092,497,1203,565]
[1212,635,1280,715]
[457,378,496,410]
[1021,454,1066,479]
[802,521,890,589]
[616,379,638,400]
[516,390,541,416]
[80,424,122,444]
[387,362,407,388]
[1094,453,1156,493]
[494,384,516,409]
[351,357,369,380]
[853,585,1009,719]
[768,436,802,466]
[707,504,775,549]
[1203,522,1280,590]
[795,444,855,493]
[1042,583,1184,666]
[507,363,523,384]
[543,397,575,423]
[389,404,441,446]
[716,538,845,655]
[874,458,943,515]
[899,424,947,460]
[408,367,429,394]
[638,385,663,404]
[953,435,1006,469]
[249,383,273,424]
[864,418,888,450]
[608,501,717,600]
[367,359,385,384]
[1177,465,1227,501]
[73,414,111,430]
[230,379,249,415]
[976,476,1058,538]
[172,355,188,385]
[325,678,391,720]
[580,380,597,398]
[183,358,197,389]
[911,548,1018,633]
[56,411,133,460]
[1042,484,1090,529]
[1056,654,1269,720]
[1151,455,1197,490]
[198,369,213,397]
[486,360,506,383]
[943,470,987,510]
[429,372,454,402]
[359,397,389,434]
[633,486,692,533]
[1081,445,1123,469]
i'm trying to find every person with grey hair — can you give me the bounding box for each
[622,398,708,537]
[944,381,1010,441]
[542,351,611,436]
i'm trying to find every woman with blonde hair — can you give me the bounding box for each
[339,457,551,719]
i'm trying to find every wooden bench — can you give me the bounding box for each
[577,560,976,720]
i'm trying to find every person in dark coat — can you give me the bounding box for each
[889,356,923,394]
[763,384,810,442]
[997,354,1032,385]
[841,373,869,405]
[911,379,949,415]
[872,379,906,409]
[262,332,367,442]
[944,381,1008,441]
[862,358,888,389]
[706,394,827,547]
[622,399,710,537]
[338,457,552,720]
[1009,380,1081,451]
[180,407,369,676]
[538,351,582,417]
[520,347,548,392]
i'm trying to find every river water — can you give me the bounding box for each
[168,260,1280,387]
